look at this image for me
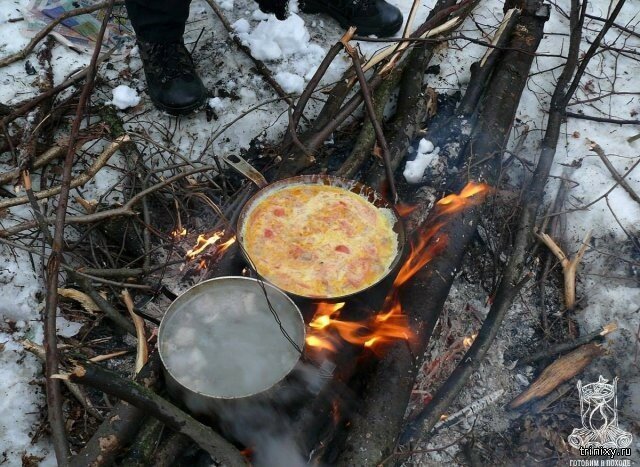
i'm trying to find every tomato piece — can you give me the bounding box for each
[335,245,350,254]
[264,229,274,238]
[273,207,285,217]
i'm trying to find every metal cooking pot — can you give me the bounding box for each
[158,276,306,417]
[222,154,406,301]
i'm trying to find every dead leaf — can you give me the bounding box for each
[425,87,438,119]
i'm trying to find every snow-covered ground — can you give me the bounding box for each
[0,0,639,464]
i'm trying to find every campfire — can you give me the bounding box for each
[305,182,490,356]
[5,0,628,464]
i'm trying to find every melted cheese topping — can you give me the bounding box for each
[242,184,398,297]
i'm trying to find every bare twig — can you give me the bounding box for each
[0,164,216,237]
[0,135,129,210]
[22,340,104,421]
[1,47,117,127]
[203,0,291,105]
[43,3,115,463]
[565,111,640,125]
[344,42,398,203]
[536,229,593,311]
[589,140,640,206]
[0,145,65,185]
[517,322,617,365]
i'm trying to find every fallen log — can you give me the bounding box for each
[333,3,550,464]
[69,353,162,467]
[64,361,247,466]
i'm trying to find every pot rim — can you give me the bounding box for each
[158,276,306,401]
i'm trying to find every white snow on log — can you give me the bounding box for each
[403,138,439,184]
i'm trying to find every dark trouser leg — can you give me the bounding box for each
[125,0,192,44]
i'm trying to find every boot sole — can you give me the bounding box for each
[151,95,206,116]
[302,0,403,37]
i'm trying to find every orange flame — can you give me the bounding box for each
[305,182,491,356]
[396,203,418,217]
[185,231,236,260]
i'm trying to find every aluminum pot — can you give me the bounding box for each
[158,276,306,417]
[222,154,406,301]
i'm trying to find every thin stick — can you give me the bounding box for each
[89,350,130,362]
[1,47,116,127]
[0,145,65,185]
[0,135,129,210]
[43,3,115,463]
[22,340,104,420]
[0,164,216,237]
[589,140,640,206]
[517,322,617,365]
[344,42,398,203]
[565,111,640,125]
[289,28,354,136]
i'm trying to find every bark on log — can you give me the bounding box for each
[333,3,549,464]
[508,343,604,410]
[66,362,247,466]
[70,353,162,467]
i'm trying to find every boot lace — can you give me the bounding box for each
[346,0,377,16]
[141,42,195,82]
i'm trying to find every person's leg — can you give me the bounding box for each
[125,0,191,44]
[124,0,206,115]
[301,0,403,37]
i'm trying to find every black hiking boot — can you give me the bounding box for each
[137,40,206,115]
[301,0,403,37]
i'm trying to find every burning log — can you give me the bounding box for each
[333,4,550,463]
[508,343,605,410]
[402,0,627,448]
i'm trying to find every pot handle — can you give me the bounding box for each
[221,154,268,189]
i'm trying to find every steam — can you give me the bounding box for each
[209,360,329,467]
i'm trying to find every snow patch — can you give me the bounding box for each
[237,14,310,61]
[109,85,141,110]
[232,18,250,34]
[403,139,440,184]
[274,71,304,94]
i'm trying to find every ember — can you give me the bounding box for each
[306,182,491,355]
[171,227,187,238]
